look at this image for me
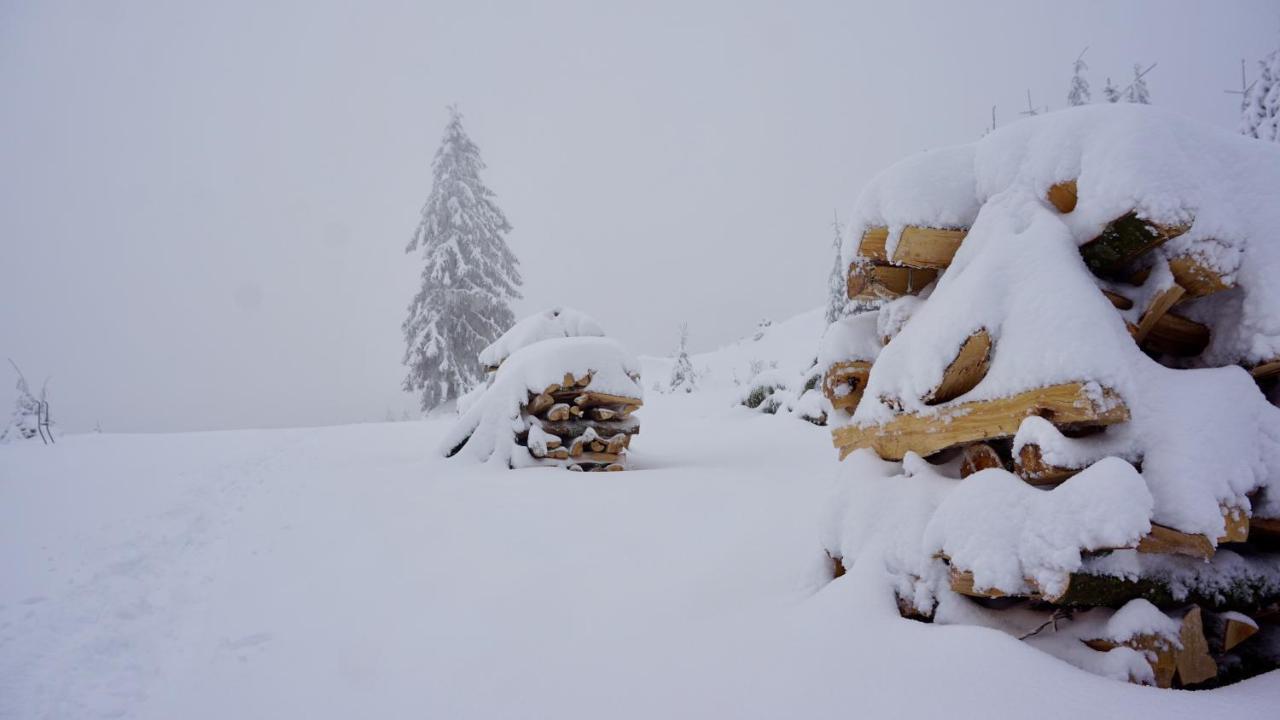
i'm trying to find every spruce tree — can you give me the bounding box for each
[668,323,697,393]
[1103,78,1121,103]
[825,211,847,323]
[402,106,522,411]
[1241,49,1280,142]
[1,360,48,443]
[1126,64,1152,104]
[1067,49,1091,106]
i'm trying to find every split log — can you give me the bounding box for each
[589,407,617,421]
[833,383,1129,461]
[532,417,640,438]
[550,390,642,411]
[543,447,570,461]
[822,360,872,412]
[1013,443,1079,485]
[1102,289,1135,311]
[1248,516,1280,544]
[1047,180,1078,213]
[1084,635,1177,688]
[604,463,625,472]
[546,403,572,422]
[1137,524,1216,560]
[527,393,554,416]
[960,443,1003,478]
[858,226,967,268]
[604,433,630,454]
[569,406,583,418]
[1132,284,1186,344]
[923,329,992,405]
[1249,359,1280,380]
[1176,607,1218,686]
[1080,213,1189,278]
[1221,507,1250,544]
[1143,312,1211,357]
[847,261,938,301]
[1223,613,1260,651]
[948,567,1011,599]
[1169,254,1232,298]
[574,451,621,464]
[590,440,606,452]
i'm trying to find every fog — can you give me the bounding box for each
[2,0,1276,432]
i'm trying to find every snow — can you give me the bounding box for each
[5,387,1280,718]
[924,457,1153,598]
[442,335,642,465]
[477,306,605,369]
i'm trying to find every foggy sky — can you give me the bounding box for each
[2,0,1277,432]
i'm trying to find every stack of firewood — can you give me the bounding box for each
[517,371,642,472]
[825,179,1280,689]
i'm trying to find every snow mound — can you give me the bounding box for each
[478,307,605,369]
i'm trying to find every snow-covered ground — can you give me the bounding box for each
[4,374,1278,718]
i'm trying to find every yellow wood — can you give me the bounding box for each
[1085,636,1177,688]
[858,227,889,261]
[960,443,1002,478]
[948,567,1011,599]
[1223,616,1259,652]
[1014,443,1079,485]
[823,360,872,412]
[1175,607,1217,686]
[1047,180,1078,213]
[924,329,992,404]
[1219,507,1250,543]
[1137,524,1215,560]
[892,226,967,269]
[848,262,937,301]
[1133,283,1186,344]
[1250,359,1280,379]
[1169,254,1232,298]
[833,383,1129,461]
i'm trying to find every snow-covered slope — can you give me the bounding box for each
[642,307,827,390]
[3,394,1278,718]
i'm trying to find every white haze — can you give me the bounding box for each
[1,0,1277,432]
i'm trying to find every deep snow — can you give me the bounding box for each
[3,381,1279,718]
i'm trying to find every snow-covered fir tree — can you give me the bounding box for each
[825,212,847,323]
[1241,48,1280,142]
[402,106,522,411]
[1126,64,1151,104]
[752,318,772,341]
[1067,49,1091,106]
[1,360,49,443]
[1103,77,1121,103]
[668,323,697,394]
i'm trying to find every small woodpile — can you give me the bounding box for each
[516,370,642,472]
[825,175,1280,688]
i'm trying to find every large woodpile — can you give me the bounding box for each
[825,168,1280,687]
[514,370,642,472]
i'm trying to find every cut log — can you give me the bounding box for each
[1080,213,1189,278]
[822,360,872,412]
[847,262,938,301]
[569,406,584,418]
[1102,289,1135,311]
[1176,607,1217,686]
[1249,359,1280,380]
[858,226,967,268]
[589,407,617,421]
[546,403,572,422]
[590,440,606,452]
[562,372,576,389]
[1169,254,1232,298]
[1221,507,1250,544]
[1223,613,1260,651]
[532,417,640,438]
[544,447,570,461]
[1137,524,1215,560]
[527,393,554,416]
[1133,283,1186,344]
[948,567,1011,599]
[923,329,992,404]
[604,433,630,454]
[550,390,642,411]
[1047,180,1078,213]
[1248,516,1280,544]
[604,463,625,472]
[1013,443,1079,485]
[1084,636,1177,688]
[1142,312,1211,357]
[833,383,1129,461]
[574,451,620,464]
[960,443,1003,478]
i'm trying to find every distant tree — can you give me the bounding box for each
[1068,48,1091,106]
[825,211,847,324]
[1241,48,1280,142]
[1103,77,1121,103]
[668,323,697,393]
[1126,63,1152,104]
[402,106,522,411]
[1,360,49,443]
